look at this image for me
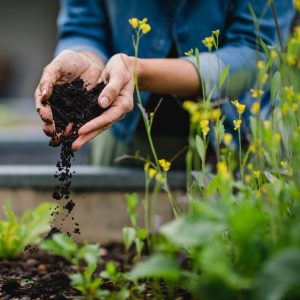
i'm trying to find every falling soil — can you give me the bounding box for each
[45,78,106,235]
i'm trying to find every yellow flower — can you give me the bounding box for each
[253,171,261,178]
[191,111,201,123]
[251,102,260,115]
[158,159,171,172]
[233,119,242,131]
[292,103,299,111]
[263,120,271,129]
[217,161,230,180]
[200,119,210,136]
[139,18,148,24]
[280,160,288,169]
[224,133,232,145]
[295,0,300,12]
[244,175,252,184]
[270,49,278,60]
[282,103,289,116]
[148,168,157,179]
[140,23,151,34]
[247,163,253,170]
[261,73,269,84]
[287,54,296,66]
[183,100,198,113]
[249,144,256,153]
[144,161,150,172]
[284,86,295,101]
[257,60,265,69]
[250,88,264,98]
[211,108,222,121]
[274,133,281,143]
[202,36,215,52]
[231,100,246,115]
[128,18,139,28]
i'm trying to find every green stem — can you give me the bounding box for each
[238,124,243,181]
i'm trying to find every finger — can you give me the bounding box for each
[72,128,105,152]
[81,64,102,89]
[38,61,62,100]
[78,106,127,135]
[43,124,56,137]
[98,75,124,108]
[36,87,55,136]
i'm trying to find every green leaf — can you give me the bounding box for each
[255,248,300,300]
[207,85,216,103]
[137,228,148,240]
[125,193,139,228]
[270,71,281,102]
[161,216,226,248]
[129,254,180,281]
[137,103,149,126]
[219,65,230,89]
[76,244,100,266]
[122,227,136,251]
[260,37,271,61]
[196,135,205,163]
[41,233,77,261]
[214,120,225,144]
[0,202,55,258]
[70,273,85,292]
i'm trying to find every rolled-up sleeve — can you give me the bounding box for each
[56,0,111,62]
[182,0,295,99]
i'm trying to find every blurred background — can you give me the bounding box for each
[0,0,90,164]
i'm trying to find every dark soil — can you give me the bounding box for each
[0,245,190,299]
[0,249,77,299]
[44,78,106,235]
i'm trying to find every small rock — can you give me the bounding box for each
[20,297,31,300]
[99,247,108,257]
[25,258,38,267]
[37,264,47,272]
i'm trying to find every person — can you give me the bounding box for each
[35,0,295,168]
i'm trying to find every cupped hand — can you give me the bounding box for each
[35,49,105,146]
[72,53,135,151]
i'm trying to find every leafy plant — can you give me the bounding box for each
[123,2,300,299]
[0,202,55,258]
[41,233,102,300]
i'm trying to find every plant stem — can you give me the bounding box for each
[270,0,284,52]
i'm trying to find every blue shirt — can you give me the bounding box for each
[56,0,295,146]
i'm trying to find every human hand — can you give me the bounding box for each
[72,53,135,151]
[35,49,105,146]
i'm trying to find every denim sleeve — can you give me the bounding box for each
[55,0,111,62]
[182,0,295,99]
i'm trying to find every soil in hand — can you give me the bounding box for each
[45,78,106,235]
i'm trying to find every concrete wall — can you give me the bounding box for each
[0,188,185,244]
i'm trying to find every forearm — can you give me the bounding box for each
[135,57,200,97]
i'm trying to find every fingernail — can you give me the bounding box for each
[100,97,109,108]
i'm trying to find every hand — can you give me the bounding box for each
[72,53,135,151]
[35,49,105,146]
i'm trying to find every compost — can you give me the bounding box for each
[47,78,106,235]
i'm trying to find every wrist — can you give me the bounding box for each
[129,56,146,88]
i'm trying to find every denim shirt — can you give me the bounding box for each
[56,0,295,146]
